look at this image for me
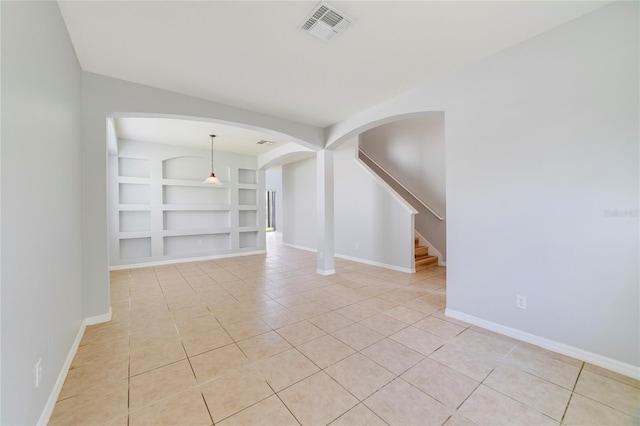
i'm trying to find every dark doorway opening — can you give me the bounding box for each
[266,190,276,231]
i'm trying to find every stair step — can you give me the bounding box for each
[415,246,428,257]
[414,236,419,247]
[415,254,433,261]
[415,255,438,271]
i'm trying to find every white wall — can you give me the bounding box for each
[326,2,639,373]
[1,2,84,424]
[282,157,316,249]
[110,139,265,268]
[81,73,324,318]
[334,142,415,271]
[360,113,446,259]
[360,114,446,214]
[265,166,283,232]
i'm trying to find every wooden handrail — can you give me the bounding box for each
[358,149,445,221]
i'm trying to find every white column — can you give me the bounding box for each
[149,157,164,260]
[316,150,335,275]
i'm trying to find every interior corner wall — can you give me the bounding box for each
[1,2,84,424]
[326,2,639,370]
[282,157,317,250]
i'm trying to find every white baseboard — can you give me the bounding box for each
[335,253,414,274]
[37,308,113,425]
[282,243,414,274]
[445,308,640,380]
[37,321,86,425]
[109,250,267,271]
[282,242,316,253]
[85,307,112,325]
[280,245,334,274]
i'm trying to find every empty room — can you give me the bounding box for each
[1,1,638,425]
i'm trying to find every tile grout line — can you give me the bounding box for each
[267,382,303,426]
[562,364,639,420]
[61,256,620,421]
[439,343,515,424]
[199,391,215,425]
[127,272,132,426]
[560,361,585,424]
[179,322,215,426]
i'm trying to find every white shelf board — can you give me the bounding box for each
[162,204,231,211]
[162,228,233,237]
[162,179,230,188]
[238,227,260,232]
[118,231,152,239]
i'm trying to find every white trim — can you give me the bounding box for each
[282,242,317,253]
[445,309,640,380]
[281,244,337,275]
[414,230,445,266]
[358,149,443,220]
[85,307,112,326]
[37,321,86,425]
[258,142,315,170]
[282,243,415,274]
[37,307,113,425]
[335,253,414,274]
[109,250,267,270]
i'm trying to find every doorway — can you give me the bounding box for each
[266,190,276,231]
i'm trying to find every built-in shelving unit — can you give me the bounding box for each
[109,139,265,268]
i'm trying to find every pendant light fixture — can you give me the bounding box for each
[203,134,221,184]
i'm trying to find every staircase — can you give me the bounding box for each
[415,237,438,271]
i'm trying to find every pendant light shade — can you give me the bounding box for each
[203,173,220,185]
[203,134,221,185]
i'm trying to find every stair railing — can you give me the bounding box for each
[358,149,445,221]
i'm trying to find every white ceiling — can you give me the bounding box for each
[115,117,296,156]
[61,0,609,157]
[58,0,608,130]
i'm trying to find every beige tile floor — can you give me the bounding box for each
[51,234,640,425]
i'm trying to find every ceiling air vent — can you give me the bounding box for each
[300,1,352,42]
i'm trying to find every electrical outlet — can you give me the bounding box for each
[197,239,202,246]
[516,295,527,310]
[35,358,42,388]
